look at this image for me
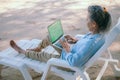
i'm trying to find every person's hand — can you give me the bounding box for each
[59,39,70,53]
[64,35,78,44]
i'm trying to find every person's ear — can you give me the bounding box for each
[92,21,97,28]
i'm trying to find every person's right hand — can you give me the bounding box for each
[59,39,70,53]
[64,35,78,44]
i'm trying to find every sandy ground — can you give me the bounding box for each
[0,0,120,80]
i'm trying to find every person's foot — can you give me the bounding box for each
[10,40,25,53]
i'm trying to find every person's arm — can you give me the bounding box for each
[65,37,105,67]
[59,37,94,66]
[65,40,94,67]
[59,39,70,53]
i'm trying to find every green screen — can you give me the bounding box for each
[48,20,64,43]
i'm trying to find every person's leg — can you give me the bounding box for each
[37,36,62,53]
[10,35,62,54]
[26,36,51,52]
[25,49,60,62]
[10,40,26,54]
[9,35,51,53]
[24,36,62,62]
[10,36,62,62]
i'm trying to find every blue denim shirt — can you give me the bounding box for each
[60,33,105,67]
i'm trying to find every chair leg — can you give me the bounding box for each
[19,65,32,80]
[75,71,90,80]
[110,63,120,77]
[107,48,120,77]
[83,71,90,80]
[41,64,51,80]
[96,61,108,80]
[81,72,90,80]
[0,65,3,78]
[0,59,32,80]
[114,65,120,76]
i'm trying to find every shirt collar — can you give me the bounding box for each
[84,32,101,39]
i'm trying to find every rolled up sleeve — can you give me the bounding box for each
[65,40,94,67]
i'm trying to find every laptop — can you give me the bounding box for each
[48,20,65,49]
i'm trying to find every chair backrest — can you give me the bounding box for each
[83,18,120,70]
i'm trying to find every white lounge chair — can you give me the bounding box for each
[41,17,120,80]
[0,39,60,80]
[0,17,120,80]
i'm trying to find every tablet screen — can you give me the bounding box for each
[48,20,64,43]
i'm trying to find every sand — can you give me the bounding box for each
[0,0,120,80]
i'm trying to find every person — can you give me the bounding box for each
[10,5,112,67]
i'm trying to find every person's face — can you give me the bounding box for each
[87,14,98,33]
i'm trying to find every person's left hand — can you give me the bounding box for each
[59,39,70,53]
[64,35,78,44]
